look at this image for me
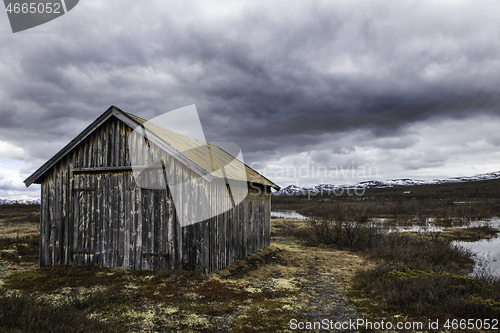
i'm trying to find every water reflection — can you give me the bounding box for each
[374,217,500,234]
[453,238,500,277]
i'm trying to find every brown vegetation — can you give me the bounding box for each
[273,178,500,222]
[425,224,500,242]
[283,197,500,329]
[0,204,39,240]
[0,240,372,332]
[0,205,371,332]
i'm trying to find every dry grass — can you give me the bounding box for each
[0,236,39,262]
[270,218,309,239]
[0,204,40,240]
[0,209,375,332]
[351,267,500,325]
[345,231,499,327]
[418,224,500,242]
[2,203,498,332]
[0,222,39,239]
[0,241,372,332]
[286,213,500,327]
[0,289,115,333]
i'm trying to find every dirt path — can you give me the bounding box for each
[218,240,372,332]
[277,243,367,332]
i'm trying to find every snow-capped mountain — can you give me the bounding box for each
[4,171,500,199]
[0,198,41,205]
[273,171,500,195]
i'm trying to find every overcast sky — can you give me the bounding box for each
[1,0,500,198]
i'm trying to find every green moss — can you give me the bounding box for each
[231,303,299,333]
[469,295,500,312]
[351,266,500,321]
[382,269,483,290]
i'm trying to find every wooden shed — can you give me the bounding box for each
[24,106,280,273]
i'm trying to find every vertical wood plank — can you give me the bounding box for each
[136,186,143,270]
[109,173,115,267]
[123,173,130,268]
[129,177,137,269]
[67,156,74,265]
[40,180,49,266]
[103,120,109,167]
[101,173,108,267]
[109,119,115,167]
[74,175,81,266]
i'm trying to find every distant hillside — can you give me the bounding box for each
[272,177,500,220]
[0,199,41,205]
[273,171,500,195]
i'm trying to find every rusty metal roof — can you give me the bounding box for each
[123,112,279,190]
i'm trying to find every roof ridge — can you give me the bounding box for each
[24,106,280,190]
[124,111,243,161]
[123,111,211,146]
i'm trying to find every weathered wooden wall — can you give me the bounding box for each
[39,116,271,273]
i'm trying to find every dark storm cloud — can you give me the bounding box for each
[1,0,500,193]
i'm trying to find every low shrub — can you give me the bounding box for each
[368,232,474,273]
[0,290,118,333]
[300,220,384,251]
[352,267,500,320]
[470,223,499,237]
[271,220,299,238]
[344,227,495,324]
[299,220,474,273]
[0,236,39,262]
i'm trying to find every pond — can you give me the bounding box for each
[271,210,309,220]
[377,218,500,233]
[374,217,500,277]
[453,237,500,277]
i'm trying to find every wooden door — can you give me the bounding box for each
[72,174,97,266]
[141,189,176,270]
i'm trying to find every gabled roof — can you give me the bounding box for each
[24,106,280,190]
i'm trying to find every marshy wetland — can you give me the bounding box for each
[1,179,500,332]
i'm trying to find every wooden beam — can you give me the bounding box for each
[71,165,164,173]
